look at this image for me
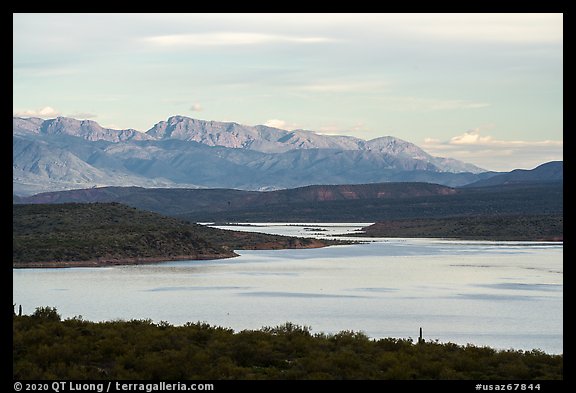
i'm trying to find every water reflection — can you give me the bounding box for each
[13,223,563,354]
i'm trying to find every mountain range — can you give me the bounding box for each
[13,115,497,196]
[462,160,563,187]
[14,159,563,223]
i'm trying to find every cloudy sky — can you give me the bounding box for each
[13,13,562,171]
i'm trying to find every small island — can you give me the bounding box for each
[12,203,340,268]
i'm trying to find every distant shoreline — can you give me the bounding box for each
[352,215,563,242]
[352,234,563,242]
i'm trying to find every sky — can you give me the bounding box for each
[13,13,563,171]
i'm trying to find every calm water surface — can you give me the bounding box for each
[13,223,563,354]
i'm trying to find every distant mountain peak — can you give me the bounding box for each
[142,115,484,173]
[14,116,153,142]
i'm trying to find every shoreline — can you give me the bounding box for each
[12,240,332,269]
[12,253,238,269]
[13,235,562,269]
[349,234,564,242]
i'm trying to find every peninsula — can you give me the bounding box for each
[12,203,335,268]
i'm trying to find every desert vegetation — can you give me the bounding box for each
[13,307,562,380]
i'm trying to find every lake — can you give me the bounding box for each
[13,223,563,354]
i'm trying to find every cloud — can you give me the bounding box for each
[138,15,561,48]
[144,32,335,47]
[263,119,303,131]
[67,112,98,119]
[422,129,563,171]
[402,13,563,44]
[449,129,493,144]
[14,107,100,120]
[297,81,388,93]
[444,128,563,147]
[317,125,341,134]
[264,119,287,129]
[378,97,490,112]
[316,122,367,136]
[13,106,60,118]
[189,103,203,112]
